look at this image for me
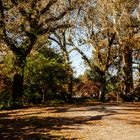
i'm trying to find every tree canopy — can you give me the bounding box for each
[0,0,140,108]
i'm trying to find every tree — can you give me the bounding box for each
[110,0,140,100]
[67,0,118,101]
[75,72,100,98]
[70,0,140,101]
[0,0,77,104]
[24,47,70,104]
[48,1,85,101]
[48,29,74,101]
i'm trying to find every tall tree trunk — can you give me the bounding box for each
[99,72,106,102]
[120,47,134,102]
[123,48,133,95]
[12,55,26,103]
[62,31,73,101]
[67,70,73,102]
[68,74,73,95]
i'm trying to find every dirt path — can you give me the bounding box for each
[0,103,140,140]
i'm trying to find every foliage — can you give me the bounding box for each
[24,48,70,104]
[0,51,13,106]
[67,0,140,102]
[0,0,80,104]
[74,73,100,99]
[0,74,12,107]
[0,47,70,107]
[0,0,139,105]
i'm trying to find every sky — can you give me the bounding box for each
[50,38,93,77]
[69,45,93,77]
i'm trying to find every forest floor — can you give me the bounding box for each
[0,102,140,140]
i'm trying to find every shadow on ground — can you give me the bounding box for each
[0,103,140,139]
[0,109,112,139]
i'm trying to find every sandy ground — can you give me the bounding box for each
[0,103,140,140]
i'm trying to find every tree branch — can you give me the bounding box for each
[0,0,19,54]
[53,32,63,46]
[105,32,116,70]
[41,0,57,15]
[71,41,101,73]
[11,0,18,5]
[24,32,37,57]
[48,36,61,46]
[31,0,38,9]
[45,7,73,23]
[39,24,72,35]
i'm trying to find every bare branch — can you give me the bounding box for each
[53,32,63,46]
[70,41,100,72]
[48,36,61,46]
[45,7,74,23]
[68,48,77,53]
[39,24,72,35]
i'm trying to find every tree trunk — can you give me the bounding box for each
[62,31,73,101]
[68,75,73,95]
[99,72,106,102]
[12,55,26,103]
[12,74,24,101]
[123,48,133,95]
[67,73,73,102]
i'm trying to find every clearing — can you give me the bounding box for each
[0,103,140,140]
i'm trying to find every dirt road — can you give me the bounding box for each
[0,103,140,140]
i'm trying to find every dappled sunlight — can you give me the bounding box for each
[0,111,107,139]
[1,103,140,139]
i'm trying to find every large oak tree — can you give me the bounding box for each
[0,0,78,104]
